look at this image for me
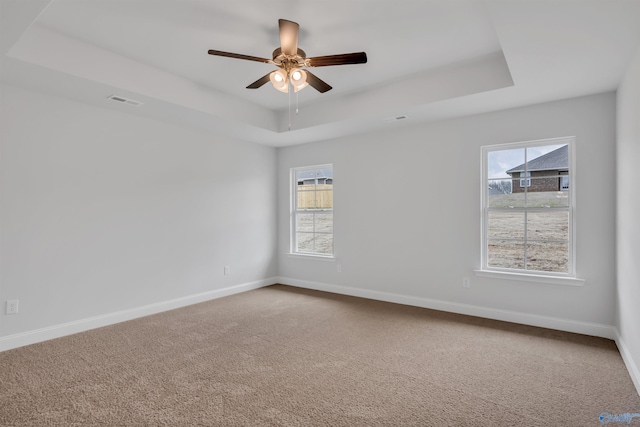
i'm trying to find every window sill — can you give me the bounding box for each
[473,270,585,286]
[287,253,336,262]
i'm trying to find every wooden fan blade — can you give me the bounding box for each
[305,70,332,93]
[208,50,272,64]
[246,73,272,89]
[279,19,299,56]
[307,52,368,67]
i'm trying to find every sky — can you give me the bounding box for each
[488,144,565,180]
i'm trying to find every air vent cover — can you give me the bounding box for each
[383,115,409,123]
[107,95,143,107]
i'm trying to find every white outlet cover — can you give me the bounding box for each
[6,300,19,314]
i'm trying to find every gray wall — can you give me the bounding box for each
[278,92,616,327]
[0,82,626,367]
[616,44,640,388]
[0,83,277,338]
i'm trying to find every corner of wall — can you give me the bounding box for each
[615,330,640,397]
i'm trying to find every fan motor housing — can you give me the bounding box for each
[272,48,307,71]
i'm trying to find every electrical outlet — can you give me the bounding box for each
[337,264,342,273]
[6,300,19,315]
[224,266,230,276]
[462,278,470,288]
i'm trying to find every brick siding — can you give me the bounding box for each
[510,170,564,193]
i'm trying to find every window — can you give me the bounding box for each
[481,138,574,276]
[291,165,333,256]
[560,172,569,191]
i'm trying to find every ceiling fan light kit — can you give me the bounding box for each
[268,68,308,93]
[208,19,367,94]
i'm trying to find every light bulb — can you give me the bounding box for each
[290,69,308,92]
[269,69,289,93]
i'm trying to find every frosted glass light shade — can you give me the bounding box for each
[270,69,289,93]
[290,68,308,93]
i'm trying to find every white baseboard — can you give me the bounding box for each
[615,331,640,397]
[276,276,617,340]
[6,276,635,396]
[0,277,277,352]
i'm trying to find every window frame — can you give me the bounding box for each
[480,137,577,280]
[519,171,531,188]
[560,173,570,191]
[290,164,334,258]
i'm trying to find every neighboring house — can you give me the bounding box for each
[506,145,569,193]
[296,168,333,185]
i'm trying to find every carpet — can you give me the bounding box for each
[1,284,638,426]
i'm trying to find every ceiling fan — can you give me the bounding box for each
[207,19,367,94]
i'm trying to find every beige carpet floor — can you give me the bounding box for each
[0,284,638,426]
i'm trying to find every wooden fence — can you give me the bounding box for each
[297,184,333,209]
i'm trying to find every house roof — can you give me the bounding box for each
[296,168,333,181]
[506,145,568,174]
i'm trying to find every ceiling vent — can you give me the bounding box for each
[383,115,408,123]
[107,95,143,107]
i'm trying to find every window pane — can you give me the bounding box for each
[488,239,524,270]
[297,189,333,209]
[296,233,314,253]
[526,241,569,273]
[297,185,316,192]
[529,169,560,179]
[519,171,531,188]
[483,141,572,275]
[525,175,556,193]
[488,191,525,208]
[525,190,569,208]
[296,170,316,187]
[525,144,566,165]
[315,190,333,209]
[527,211,568,241]
[315,213,333,233]
[292,165,333,256]
[296,213,314,232]
[487,179,513,196]
[488,148,525,180]
[297,190,316,209]
[296,168,333,186]
[314,234,333,255]
[488,211,524,239]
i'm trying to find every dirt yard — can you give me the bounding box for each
[295,213,333,255]
[487,191,569,272]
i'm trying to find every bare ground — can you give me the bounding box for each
[488,192,569,272]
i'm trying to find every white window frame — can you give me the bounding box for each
[478,137,582,285]
[560,173,569,191]
[290,164,334,258]
[519,171,531,188]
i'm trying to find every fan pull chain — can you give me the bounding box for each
[296,91,299,114]
[288,82,291,131]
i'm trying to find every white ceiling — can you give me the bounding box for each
[2,0,639,147]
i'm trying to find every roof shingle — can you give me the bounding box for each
[506,145,568,174]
